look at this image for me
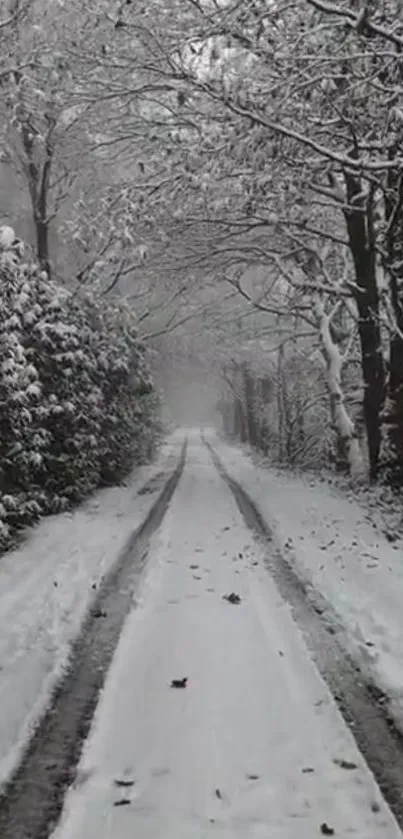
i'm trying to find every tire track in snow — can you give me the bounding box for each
[205,435,403,831]
[0,441,187,839]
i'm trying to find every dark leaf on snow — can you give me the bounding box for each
[223,592,241,604]
[114,798,131,806]
[114,779,135,788]
[333,758,358,770]
[170,677,188,688]
[320,822,335,835]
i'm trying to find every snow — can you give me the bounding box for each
[0,436,181,791]
[211,434,403,733]
[0,226,16,250]
[53,437,400,838]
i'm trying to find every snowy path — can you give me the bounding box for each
[53,437,401,838]
[0,435,181,789]
[210,434,403,732]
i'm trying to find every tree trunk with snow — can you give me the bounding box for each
[314,297,366,480]
[21,119,53,278]
[343,171,385,481]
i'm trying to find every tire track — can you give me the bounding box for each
[205,436,403,831]
[0,441,187,839]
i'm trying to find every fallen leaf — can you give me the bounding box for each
[93,608,107,618]
[170,677,188,689]
[320,823,334,836]
[222,593,241,605]
[333,758,357,770]
[114,779,135,788]
[114,798,131,807]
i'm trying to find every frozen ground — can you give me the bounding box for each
[211,433,403,732]
[0,435,182,790]
[53,437,401,839]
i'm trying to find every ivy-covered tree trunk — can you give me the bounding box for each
[343,171,385,481]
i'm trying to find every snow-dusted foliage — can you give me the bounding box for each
[0,228,160,552]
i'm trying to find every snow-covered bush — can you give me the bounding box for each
[0,228,160,552]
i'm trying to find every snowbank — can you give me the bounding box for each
[0,435,182,790]
[212,435,403,732]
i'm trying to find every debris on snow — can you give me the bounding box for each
[222,592,241,604]
[92,608,107,619]
[170,677,188,689]
[333,758,358,770]
[113,779,135,788]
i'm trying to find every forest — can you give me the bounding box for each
[1,0,403,548]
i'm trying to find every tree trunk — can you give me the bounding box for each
[34,214,51,277]
[21,120,53,278]
[314,297,365,479]
[343,171,385,481]
[235,396,248,442]
[382,135,403,485]
[277,342,286,462]
[242,363,258,447]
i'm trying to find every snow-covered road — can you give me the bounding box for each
[53,436,401,838]
[0,436,181,789]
